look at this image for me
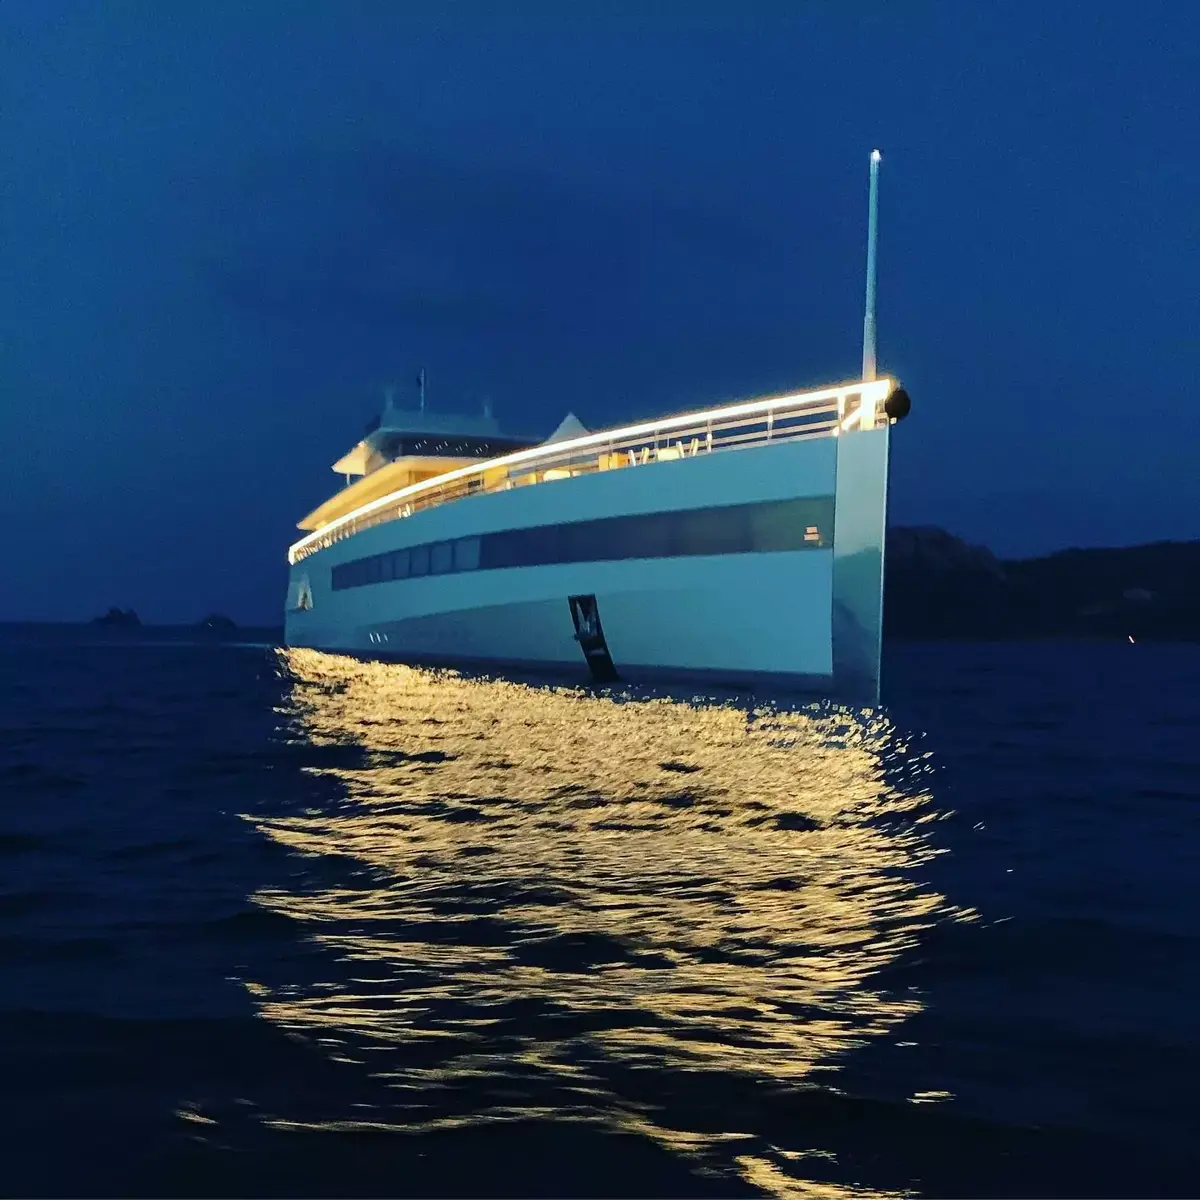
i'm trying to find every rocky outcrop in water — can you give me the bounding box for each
[90,607,141,629]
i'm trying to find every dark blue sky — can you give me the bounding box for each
[3,1,1197,623]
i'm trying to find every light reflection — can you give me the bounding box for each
[239,649,974,1196]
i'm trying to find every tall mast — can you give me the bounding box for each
[862,149,882,382]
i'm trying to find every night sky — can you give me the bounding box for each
[3,2,1197,624]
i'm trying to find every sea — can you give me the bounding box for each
[1,625,1198,1199]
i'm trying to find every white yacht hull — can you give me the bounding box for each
[285,425,892,701]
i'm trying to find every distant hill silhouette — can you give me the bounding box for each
[885,527,1200,640]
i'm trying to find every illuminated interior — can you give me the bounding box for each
[299,456,488,533]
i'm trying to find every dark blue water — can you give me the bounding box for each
[2,627,1198,1198]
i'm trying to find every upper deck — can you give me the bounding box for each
[288,377,898,566]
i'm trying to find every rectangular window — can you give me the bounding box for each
[410,544,430,577]
[392,548,410,579]
[430,542,453,574]
[453,536,481,571]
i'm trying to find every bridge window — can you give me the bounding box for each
[454,537,481,571]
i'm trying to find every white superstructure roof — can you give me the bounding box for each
[543,413,590,444]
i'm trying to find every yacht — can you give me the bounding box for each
[284,153,910,701]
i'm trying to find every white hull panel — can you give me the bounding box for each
[290,549,833,678]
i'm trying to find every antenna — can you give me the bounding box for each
[417,368,427,413]
[862,149,882,382]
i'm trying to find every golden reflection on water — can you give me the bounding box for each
[243,649,975,1196]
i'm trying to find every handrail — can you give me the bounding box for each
[289,378,893,564]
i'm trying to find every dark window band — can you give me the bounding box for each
[330,496,832,592]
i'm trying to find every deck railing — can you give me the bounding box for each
[289,379,894,565]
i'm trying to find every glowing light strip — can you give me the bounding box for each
[288,377,894,563]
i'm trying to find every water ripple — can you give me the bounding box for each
[224,650,975,1195]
